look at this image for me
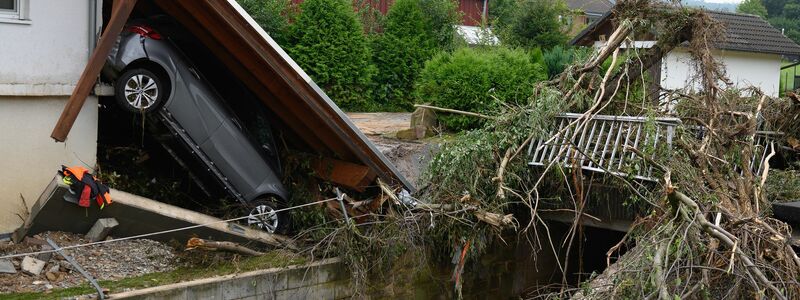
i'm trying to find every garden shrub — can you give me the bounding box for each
[372,0,439,110]
[287,0,375,110]
[416,47,547,131]
[419,0,462,51]
[492,0,569,50]
[542,45,592,79]
[237,0,295,46]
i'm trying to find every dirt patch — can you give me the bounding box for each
[0,231,178,294]
[367,136,438,186]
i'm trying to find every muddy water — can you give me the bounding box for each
[369,222,624,299]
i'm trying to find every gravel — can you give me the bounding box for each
[0,231,179,294]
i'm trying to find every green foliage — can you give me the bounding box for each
[287,0,375,110]
[765,167,800,203]
[353,0,385,34]
[785,3,800,17]
[237,0,295,45]
[762,0,789,16]
[769,17,800,44]
[422,86,564,254]
[415,47,547,130]
[372,0,439,110]
[492,0,569,50]
[737,0,769,18]
[542,45,592,79]
[419,0,462,51]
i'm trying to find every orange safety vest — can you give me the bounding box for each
[61,166,112,209]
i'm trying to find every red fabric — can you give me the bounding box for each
[79,185,91,208]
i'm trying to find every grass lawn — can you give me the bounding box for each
[0,251,305,300]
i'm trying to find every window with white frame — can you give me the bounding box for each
[0,0,29,22]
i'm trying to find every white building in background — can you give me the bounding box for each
[571,10,800,98]
[0,0,102,233]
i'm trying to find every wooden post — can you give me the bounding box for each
[50,0,138,142]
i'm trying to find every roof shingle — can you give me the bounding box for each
[565,0,613,15]
[706,11,800,56]
[571,9,800,57]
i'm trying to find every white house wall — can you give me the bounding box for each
[0,0,98,233]
[661,48,782,97]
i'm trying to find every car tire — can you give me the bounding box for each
[242,198,289,234]
[115,68,166,114]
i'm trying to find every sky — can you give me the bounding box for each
[703,0,743,3]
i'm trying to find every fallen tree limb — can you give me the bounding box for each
[186,237,265,256]
[413,104,496,120]
[670,191,787,300]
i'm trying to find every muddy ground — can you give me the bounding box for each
[367,136,438,187]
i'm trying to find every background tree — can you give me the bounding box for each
[372,0,439,110]
[762,0,788,17]
[419,0,462,51]
[492,0,569,50]
[237,0,295,46]
[737,0,769,18]
[287,0,375,110]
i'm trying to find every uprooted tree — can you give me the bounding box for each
[291,0,800,298]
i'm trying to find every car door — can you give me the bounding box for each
[162,61,228,144]
[199,118,277,200]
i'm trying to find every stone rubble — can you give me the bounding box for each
[0,231,179,294]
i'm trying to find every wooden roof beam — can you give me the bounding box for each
[51,0,138,142]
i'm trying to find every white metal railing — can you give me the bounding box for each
[528,113,680,181]
[529,113,781,181]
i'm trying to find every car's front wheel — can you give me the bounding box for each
[115,68,165,114]
[242,198,289,234]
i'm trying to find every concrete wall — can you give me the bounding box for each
[110,259,353,300]
[661,48,782,97]
[0,0,99,233]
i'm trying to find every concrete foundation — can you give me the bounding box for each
[110,258,352,300]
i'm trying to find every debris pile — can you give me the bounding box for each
[300,0,800,298]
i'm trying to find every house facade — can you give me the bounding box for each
[565,0,613,35]
[571,10,800,98]
[0,0,102,233]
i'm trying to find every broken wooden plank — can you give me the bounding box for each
[51,0,138,142]
[15,176,296,250]
[310,157,376,192]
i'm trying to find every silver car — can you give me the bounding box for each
[102,20,289,233]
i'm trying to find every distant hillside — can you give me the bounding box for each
[681,0,738,12]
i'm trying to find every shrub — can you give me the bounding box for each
[542,45,593,79]
[493,0,569,50]
[372,0,439,110]
[419,0,462,51]
[287,0,375,110]
[416,47,547,130]
[237,0,295,46]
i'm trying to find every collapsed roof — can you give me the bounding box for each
[51,0,414,193]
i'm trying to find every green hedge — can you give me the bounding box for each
[492,0,569,50]
[237,0,295,46]
[416,47,547,130]
[287,0,375,110]
[372,0,439,110]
